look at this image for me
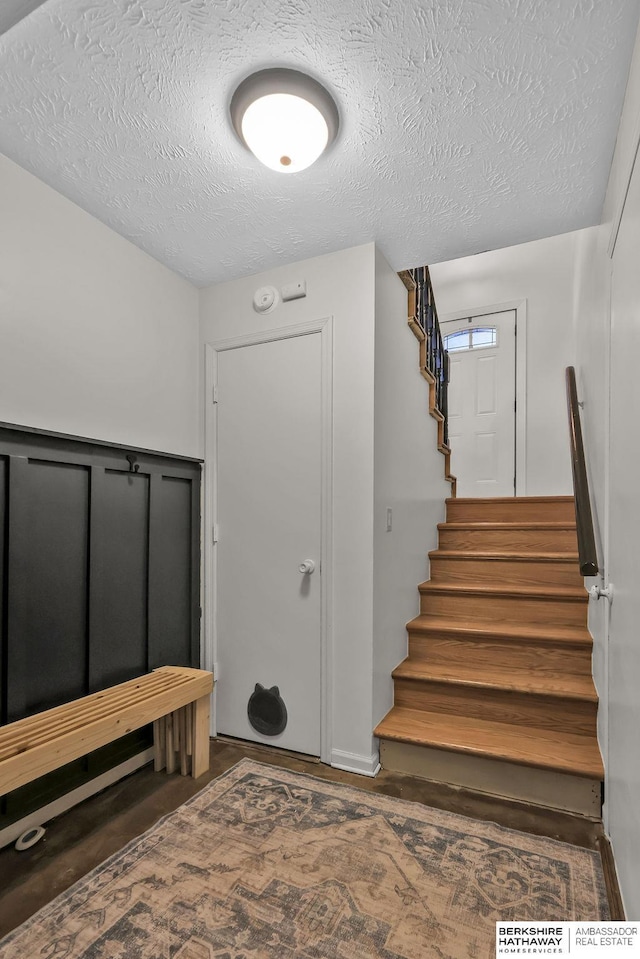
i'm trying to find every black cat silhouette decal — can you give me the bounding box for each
[247,683,288,736]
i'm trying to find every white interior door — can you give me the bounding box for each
[214,332,322,756]
[443,309,516,497]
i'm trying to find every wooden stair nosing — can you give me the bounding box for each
[437,529,578,552]
[438,521,577,531]
[374,706,604,780]
[405,645,593,681]
[419,581,587,602]
[427,553,584,588]
[429,549,580,563]
[445,502,576,525]
[391,659,598,702]
[444,497,576,518]
[445,496,575,506]
[406,615,593,647]
[447,495,575,504]
[393,681,597,738]
[420,600,585,628]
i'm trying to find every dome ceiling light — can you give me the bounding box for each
[230,68,339,174]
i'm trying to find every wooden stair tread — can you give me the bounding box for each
[446,496,574,505]
[406,614,593,646]
[419,581,586,601]
[429,550,580,563]
[374,706,603,779]
[439,522,576,532]
[392,659,598,701]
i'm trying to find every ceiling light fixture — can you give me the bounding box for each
[230,68,339,174]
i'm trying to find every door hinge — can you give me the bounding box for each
[212,385,218,405]
[212,524,219,544]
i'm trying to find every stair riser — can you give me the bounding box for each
[407,634,593,676]
[446,499,575,524]
[429,556,583,588]
[393,679,597,737]
[438,526,578,552]
[420,590,587,626]
[379,741,601,816]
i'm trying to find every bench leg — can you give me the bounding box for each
[154,694,210,779]
[165,713,177,774]
[179,707,189,776]
[191,693,210,779]
[153,719,166,772]
[185,702,193,758]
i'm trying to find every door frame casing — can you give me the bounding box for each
[439,299,528,496]
[204,318,334,764]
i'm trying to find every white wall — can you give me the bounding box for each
[0,153,201,457]
[200,243,379,774]
[372,249,449,729]
[573,18,640,917]
[571,224,610,783]
[572,226,609,553]
[429,232,579,495]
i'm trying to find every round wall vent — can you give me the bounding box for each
[247,683,288,736]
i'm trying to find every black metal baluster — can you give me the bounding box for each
[408,265,449,448]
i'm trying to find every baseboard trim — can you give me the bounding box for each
[331,748,380,777]
[597,834,626,920]
[0,748,154,851]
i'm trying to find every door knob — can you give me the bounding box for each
[298,559,316,574]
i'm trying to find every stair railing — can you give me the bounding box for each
[566,366,598,576]
[406,266,450,447]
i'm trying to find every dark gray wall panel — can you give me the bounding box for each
[89,469,150,690]
[8,458,89,720]
[0,456,6,724]
[148,475,194,669]
[0,424,201,828]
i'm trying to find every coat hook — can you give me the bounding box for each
[126,454,139,473]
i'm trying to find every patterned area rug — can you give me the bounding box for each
[0,759,608,958]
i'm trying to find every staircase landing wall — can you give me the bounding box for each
[372,249,451,738]
[574,15,640,919]
[429,230,577,497]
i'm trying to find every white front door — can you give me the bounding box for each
[214,331,323,756]
[442,310,516,498]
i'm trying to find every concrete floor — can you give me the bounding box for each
[0,739,611,940]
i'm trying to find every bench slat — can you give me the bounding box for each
[0,672,179,748]
[0,672,205,761]
[0,667,213,795]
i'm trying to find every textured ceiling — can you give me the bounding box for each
[1,0,639,286]
[0,0,48,37]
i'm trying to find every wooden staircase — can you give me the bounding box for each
[374,495,604,816]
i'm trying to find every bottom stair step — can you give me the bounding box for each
[374,706,603,780]
[374,707,603,816]
[378,739,602,817]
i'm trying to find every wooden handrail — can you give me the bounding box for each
[566,367,598,576]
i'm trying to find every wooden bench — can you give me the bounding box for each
[0,666,214,797]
